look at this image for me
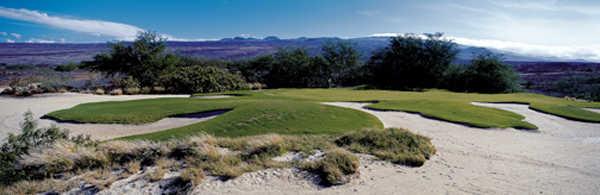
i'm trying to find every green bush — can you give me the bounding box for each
[335,128,435,167]
[551,76,600,101]
[54,63,79,72]
[160,65,248,94]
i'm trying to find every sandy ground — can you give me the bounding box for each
[190,102,600,194]
[585,108,600,114]
[0,93,190,141]
[3,93,600,194]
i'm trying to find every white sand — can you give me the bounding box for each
[3,93,600,194]
[585,108,600,114]
[56,115,220,141]
[192,95,233,99]
[0,93,190,141]
[192,102,600,194]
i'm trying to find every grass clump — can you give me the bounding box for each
[180,167,205,186]
[98,140,166,166]
[335,128,436,166]
[301,149,359,186]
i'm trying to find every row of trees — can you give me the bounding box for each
[367,33,519,92]
[230,41,363,88]
[84,32,521,94]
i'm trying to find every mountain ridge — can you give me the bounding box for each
[0,36,588,65]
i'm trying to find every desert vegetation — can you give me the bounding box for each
[0,116,434,194]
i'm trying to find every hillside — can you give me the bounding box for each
[0,36,557,66]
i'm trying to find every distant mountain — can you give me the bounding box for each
[0,36,580,65]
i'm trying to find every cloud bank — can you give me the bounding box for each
[370,33,600,62]
[0,6,143,40]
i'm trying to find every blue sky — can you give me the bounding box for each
[1,0,600,60]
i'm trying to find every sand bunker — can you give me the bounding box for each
[585,108,600,114]
[0,93,190,140]
[192,95,233,99]
[189,102,600,194]
[52,110,227,141]
[3,93,600,194]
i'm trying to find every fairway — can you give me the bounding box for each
[45,88,600,140]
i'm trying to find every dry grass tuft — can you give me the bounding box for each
[335,128,436,166]
[98,140,166,165]
[0,178,77,195]
[301,148,359,186]
[180,167,205,186]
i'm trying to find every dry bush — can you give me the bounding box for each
[98,140,166,165]
[180,167,205,186]
[146,166,166,182]
[18,141,106,179]
[0,178,77,195]
[301,148,359,186]
[80,168,120,190]
[125,161,141,174]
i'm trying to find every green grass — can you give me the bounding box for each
[269,88,600,127]
[122,100,382,140]
[44,88,600,140]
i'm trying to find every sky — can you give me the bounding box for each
[0,0,599,61]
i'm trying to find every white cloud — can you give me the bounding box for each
[489,0,600,16]
[9,32,21,39]
[370,33,401,37]
[369,33,600,61]
[449,36,600,61]
[0,6,143,40]
[5,39,15,43]
[26,38,56,43]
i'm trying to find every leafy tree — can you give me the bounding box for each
[233,42,363,88]
[321,41,360,87]
[462,53,520,93]
[232,55,274,84]
[368,33,458,90]
[84,31,178,87]
[266,48,313,88]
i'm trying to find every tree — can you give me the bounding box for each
[266,48,313,88]
[321,41,360,87]
[368,33,458,90]
[462,53,520,93]
[84,31,177,87]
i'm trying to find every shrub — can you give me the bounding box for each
[54,63,79,72]
[111,76,141,89]
[160,65,248,94]
[97,140,165,166]
[301,149,359,186]
[335,128,436,167]
[551,76,600,101]
[0,112,95,185]
[180,167,205,186]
